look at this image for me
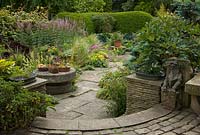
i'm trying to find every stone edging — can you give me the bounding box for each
[32,105,171,131]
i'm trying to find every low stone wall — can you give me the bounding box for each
[126,74,162,114]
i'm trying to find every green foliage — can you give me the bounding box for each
[122,0,137,11]
[71,38,90,67]
[0,77,56,131]
[0,59,15,78]
[92,14,116,33]
[73,0,106,13]
[171,1,200,23]
[88,51,108,68]
[97,68,131,117]
[103,0,113,12]
[0,0,74,18]
[134,1,155,15]
[57,11,153,33]
[130,15,200,74]
[0,9,16,37]
[0,58,56,131]
[15,19,85,48]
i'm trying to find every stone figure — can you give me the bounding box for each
[161,57,193,109]
[161,58,182,92]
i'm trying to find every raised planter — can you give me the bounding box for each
[135,71,164,81]
[36,68,76,95]
[9,72,37,85]
[126,74,162,114]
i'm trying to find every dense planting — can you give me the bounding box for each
[128,15,200,74]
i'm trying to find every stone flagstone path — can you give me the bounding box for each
[46,62,123,120]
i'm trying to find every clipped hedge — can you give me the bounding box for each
[56,11,153,33]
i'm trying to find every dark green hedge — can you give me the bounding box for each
[56,11,153,33]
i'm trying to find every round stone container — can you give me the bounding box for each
[37,69,76,95]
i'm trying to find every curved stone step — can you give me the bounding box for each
[32,105,171,131]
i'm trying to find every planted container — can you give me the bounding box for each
[48,64,59,74]
[59,66,70,72]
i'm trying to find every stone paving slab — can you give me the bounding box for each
[79,118,120,130]
[79,70,104,83]
[30,108,200,135]
[76,81,100,91]
[32,105,171,131]
[47,90,109,120]
[73,100,109,119]
[115,105,171,127]
[32,117,79,130]
[47,111,82,120]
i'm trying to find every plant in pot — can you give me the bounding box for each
[48,56,59,74]
[37,64,48,71]
[130,15,200,80]
[58,62,70,72]
[111,32,123,48]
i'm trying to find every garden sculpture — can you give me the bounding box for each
[161,57,184,110]
[161,59,182,92]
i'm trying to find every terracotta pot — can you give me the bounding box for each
[48,64,59,74]
[38,67,48,72]
[114,40,122,48]
[59,66,70,72]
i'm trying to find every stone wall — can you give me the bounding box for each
[126,74,162,114]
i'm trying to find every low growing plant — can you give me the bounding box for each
[97,68,131,117]
[88,51,108,68]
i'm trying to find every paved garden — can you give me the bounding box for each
[1,1,200,135]
[28,61,200,135]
